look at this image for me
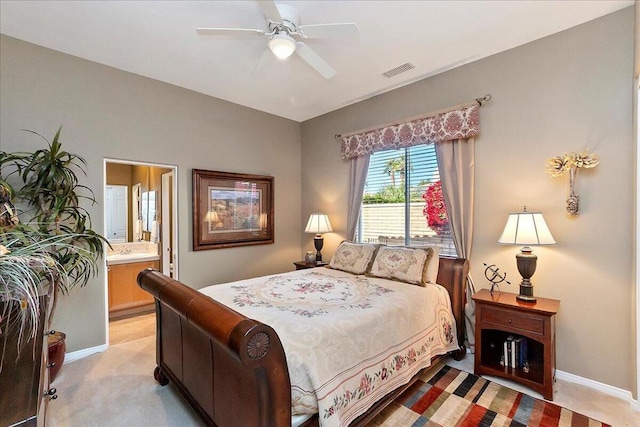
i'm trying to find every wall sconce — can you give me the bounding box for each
[498,206,556,303]
[304,213,332,263]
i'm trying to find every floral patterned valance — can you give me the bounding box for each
[340,103,480,159]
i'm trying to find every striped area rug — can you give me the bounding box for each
[370,364,610,426]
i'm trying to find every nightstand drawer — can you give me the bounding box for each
[481,306,544,335]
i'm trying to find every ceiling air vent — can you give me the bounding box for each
[382,62,416,79]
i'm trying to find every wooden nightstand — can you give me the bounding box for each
[294,261,328,270]
[472,289,560,400]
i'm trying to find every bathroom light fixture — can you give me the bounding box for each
[498,206,556,303]
[304,213,332,263]
[268,32,296,59]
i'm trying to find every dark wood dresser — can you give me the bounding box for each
[1,296,55,426]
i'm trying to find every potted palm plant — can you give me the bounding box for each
[0,229,90,365]
[0,127,106,380]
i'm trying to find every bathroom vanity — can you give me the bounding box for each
[107,242,160,319]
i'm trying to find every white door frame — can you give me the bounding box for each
[635,79,639,409]
[103,158,178,347]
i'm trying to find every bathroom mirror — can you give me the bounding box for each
[141,190,156,232]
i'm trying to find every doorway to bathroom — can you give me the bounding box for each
[104,159,178,345]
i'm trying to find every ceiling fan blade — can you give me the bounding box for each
[196,27,266,36]
[252,48,273,76]
[295,42,336,79]
[298,23,359,40]
[255,0,282,23]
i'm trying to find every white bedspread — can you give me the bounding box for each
[200,267,458,427]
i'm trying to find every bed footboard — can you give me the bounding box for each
[137,269,291,427]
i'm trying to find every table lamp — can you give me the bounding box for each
[497,206,556,302]
[304,213,332,263]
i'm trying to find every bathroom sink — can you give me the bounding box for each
[106,253,160,265]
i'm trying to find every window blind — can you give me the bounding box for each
[358,145,455,256]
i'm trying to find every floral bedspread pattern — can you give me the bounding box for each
[230,272,392,318]
[200,268,459,427]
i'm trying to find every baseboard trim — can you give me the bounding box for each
[63,345,640,411]
[64,343,108,364]
[465,349,638,411]
[556,369,639,411]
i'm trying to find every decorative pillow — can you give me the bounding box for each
[369,246,432,286]
[328,241,379,275]
[416,246,440,283]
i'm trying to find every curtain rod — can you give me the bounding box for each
[334,94,492,140]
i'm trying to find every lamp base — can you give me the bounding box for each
[516,284,537,303]
[314,235,324,263]
[516,247,537,303]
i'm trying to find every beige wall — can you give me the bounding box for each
[0,6,635,394]
[0,35,302,352]
[302,8,635,392]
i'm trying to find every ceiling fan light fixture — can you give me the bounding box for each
[268,33,296,59]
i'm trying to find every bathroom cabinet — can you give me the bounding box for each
[108,260,159,318]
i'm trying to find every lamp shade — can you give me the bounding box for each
[497,208,556,246]
[305,214,333,234]
[268,33,296,59]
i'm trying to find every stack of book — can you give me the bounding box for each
[502,335,528,369]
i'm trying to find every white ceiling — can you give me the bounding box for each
[0,1,633,122]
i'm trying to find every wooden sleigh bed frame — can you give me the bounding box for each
[137,257,468,427]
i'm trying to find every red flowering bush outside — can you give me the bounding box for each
[422,181,449,233]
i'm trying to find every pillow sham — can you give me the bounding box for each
[423,245,440,284]
[406,245,441,283]
[328,241,379,275]
[369,246,432,286]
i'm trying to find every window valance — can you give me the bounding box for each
[340,103,480,159]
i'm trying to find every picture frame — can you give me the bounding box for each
[192,169,274,250]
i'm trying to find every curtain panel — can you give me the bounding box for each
[346,155,370,241]
[435,138,477,352]
[340,103,479,159]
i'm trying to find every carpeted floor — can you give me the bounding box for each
[49,329,636,426]
[48,335,205,426]
[370,364,609,426]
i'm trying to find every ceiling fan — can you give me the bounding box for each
[196,0,359,79]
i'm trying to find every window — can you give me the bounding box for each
[356,145,456,256]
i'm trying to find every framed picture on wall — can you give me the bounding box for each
[192,169,274,250]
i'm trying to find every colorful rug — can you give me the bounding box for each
[370,364,610,426]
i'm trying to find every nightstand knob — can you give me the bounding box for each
[508,319,513,323]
